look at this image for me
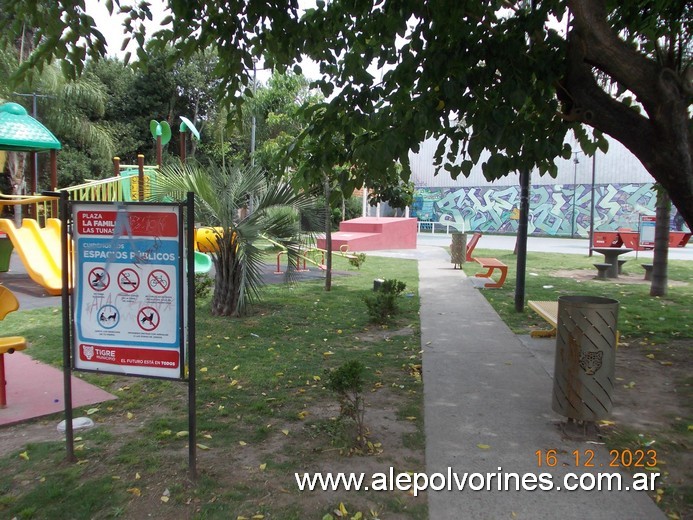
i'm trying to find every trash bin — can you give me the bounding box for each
[0,233,13,272]
[552,295,619,421]
[450,232,467,268]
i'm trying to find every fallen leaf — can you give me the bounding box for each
[135,472,141,480]
[19,451,29,461]
[127,487,141,497]
[127,412,134,420]
[297,411,309,420]
[196,444,211,450]
[239,441,247,446]
[233,365,240,371]
[645,353,655,359]
[259,463,267,471]
[86,408,99,415]
[281,429,289,436]
[477,444,491,450]
[176,431,189,438]
[200,367,208,372]
[160,496,169,503]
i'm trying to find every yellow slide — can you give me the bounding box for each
[0,218,63,295]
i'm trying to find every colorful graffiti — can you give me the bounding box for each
[411,184,658,237]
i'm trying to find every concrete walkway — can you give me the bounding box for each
[416,246,665,519]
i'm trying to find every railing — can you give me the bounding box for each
[0,193,58,222]
[417,221,464,234]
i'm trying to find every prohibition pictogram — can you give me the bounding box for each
[147,269,170,294]
[118,268,140,293]
[137,306,160,331]
[89,267,110,291]
[97,304,119,329]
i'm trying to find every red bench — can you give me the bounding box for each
[466,232,482,261]
[474,257,508,288]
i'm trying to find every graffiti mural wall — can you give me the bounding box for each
[411,184,657,237]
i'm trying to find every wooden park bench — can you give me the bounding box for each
[473,257,508,288]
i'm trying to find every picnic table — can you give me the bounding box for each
[592,247,633,278]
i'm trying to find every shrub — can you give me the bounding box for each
[348,252,367,269]
[194,273,214,300]
[326,360,367,447]
[364,279,406,324]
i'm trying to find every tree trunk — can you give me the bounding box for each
[563,1,693,228]
[211,242,242,316]
[650,189,670,297]
[324,174,332,292]
[8,152,27,226]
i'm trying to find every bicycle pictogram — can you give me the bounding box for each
[147,269,170,294]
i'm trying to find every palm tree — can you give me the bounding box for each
[151,161,317,317]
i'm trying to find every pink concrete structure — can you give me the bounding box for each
[317,217,418,251]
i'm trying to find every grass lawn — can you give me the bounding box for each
[465,247,693,519]
[0,254,425,520]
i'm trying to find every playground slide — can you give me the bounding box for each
[0,218,63,295]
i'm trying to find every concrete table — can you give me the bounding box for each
[592,247,633,278]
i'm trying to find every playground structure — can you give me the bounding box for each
[0,106,214,294]
[317,216,418,252]
[0,286,27,408]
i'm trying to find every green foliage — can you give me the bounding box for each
[194,273,214,300]
[326,360,367,447]
[347,252,366,269]
[364,279,407,324]
[150,161,318,316]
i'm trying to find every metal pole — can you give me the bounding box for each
[60,191,76,462]
[250,59,257,167]
[514,168,530,313]
[186,192,197,480]
[589,153,596,256]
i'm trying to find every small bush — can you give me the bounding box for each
[364,279,407,324]
[326,360,367,447]
[194,273,214,300]
[348,252,367,269]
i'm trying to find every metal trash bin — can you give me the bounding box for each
[450,232,467,268]
[552,295,619,421]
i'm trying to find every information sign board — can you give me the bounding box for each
[72,203,183,379]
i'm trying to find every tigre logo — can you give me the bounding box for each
[83,345,94,360]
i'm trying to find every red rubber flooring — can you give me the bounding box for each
[0,351,116,427]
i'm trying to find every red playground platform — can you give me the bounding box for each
[317,217,418,252]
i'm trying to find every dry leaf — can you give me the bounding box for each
[196,444,211,450]
[160,496,169,503]
[19,451,29,461]
[281,429,289,436]
[239,441,247,446]
[259,463,267,471]
[127,487,141,497]
[477,444,491,450]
